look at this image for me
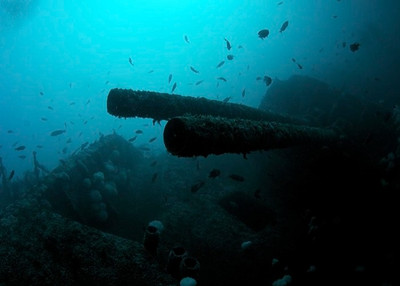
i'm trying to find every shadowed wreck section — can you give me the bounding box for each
[163,116,337,157]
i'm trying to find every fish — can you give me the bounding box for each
[191,181,205,193]
[69,102,75,106]
[258,29,270,39]
[105,80,109,85]
[280,21,289,33]
[171,82,177,93]
[256,76,262,81]
[263,75,272,86]
[168,74,173,83]
[135,130,143,134]
[217,77,227,82]
[238,45,243,49]
[149,137,157,143]
[8,170,15,181]
[128,136,137,142]
[222,96,231,103]
[242,88,246,97]
[62,147,68,154]
[80,142,89,150]
[277,1,283,5]
[229,174,245,182]
[7,130,14,133]
[41,117,48,121]
[184,35,190,43]
[86,99,91,105]
[216,61,225,68]
[48,106,54,110]
[129,57,134,66]
[36,145,43,148]
[15,145,26,151]
[224,38,232,50]
[148,70,154,73]
[297,63,303,69]
[227,55,234,60]
[190,66,199,73]
[40,91,44,96]
[291,58,297,62]
[350,42,360,52]
[151,173,158,183]
[208,169,221,178]
[195,80,204,85]
[50,129,66,136]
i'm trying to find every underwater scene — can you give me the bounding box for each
[0,0,398,285]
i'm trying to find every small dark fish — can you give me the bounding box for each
[254,188,261,199]
[279,21,289,33]
[238,45,243,49]
[128,57,134,66]
[48,106,54,110]
[135,130,143,134]
[242,88,246,97]
[150,160,157,167]
[86,99,91,105]
[15,145,26,151]
[184,35,190,43]
[223,96,231,103]
[149,137,157,143]
[50,129,66,136]
[40,91,44,96]
[147,70,154,74]
[258,29,269,39]
[128,136,137,142]
[195,80,204,85]
[8,170,15,181]
[209,169,221,178]
[227,54,234,60]
[190,66,199,73]
[291,58,296,63]
[229,174,245,182]
[105,80,109,85]
[151,173,158,183]
[217,77,227,82]
[171,82,177,93]
[168,74,173,83]
[263,75,272,86]
[7,130,14,133]
[36,145,43,148]
[80,142,89,150]
[297,63,303,69]
[191,181,205,193]
[62,147,68,154]
[216,61,225,68]
[350,42,360,52]
[277,1,283,5]
[41,117,48,121]
[224,38,232,50]
[256,76,262,81]
[69,102,75,105]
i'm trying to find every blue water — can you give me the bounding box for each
[1,0,399,177]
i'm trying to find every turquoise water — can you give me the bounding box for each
[1,0,399,176]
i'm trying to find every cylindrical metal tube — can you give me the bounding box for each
[107,88,299,124]
[163,116,337,157]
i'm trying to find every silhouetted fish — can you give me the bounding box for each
[224,38,232,50]
[8,170,15,181]
[128,136,137,142]
[190,66,199,73]
[258,29,269,39]
[242,88,246,97]
[229,174,245,182]
[350,42,360,52]
[280,21,289,33]
[171,82,177,93]
[216,61,225,68]
[129,57,134,66]
[15,145,26,151]
[191,181,205,193]
[217,77,227,82]
[195,80,204,85]
[227,55,234,60]
[184,35,190,43]
[50,129,66,136]
[209,169,221,178]
[48,106,54,110]
[135,130,143,134]
[263,75,272,86]
[168,74,173,83]
[149,137,157,143]
[40,91,44,96]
